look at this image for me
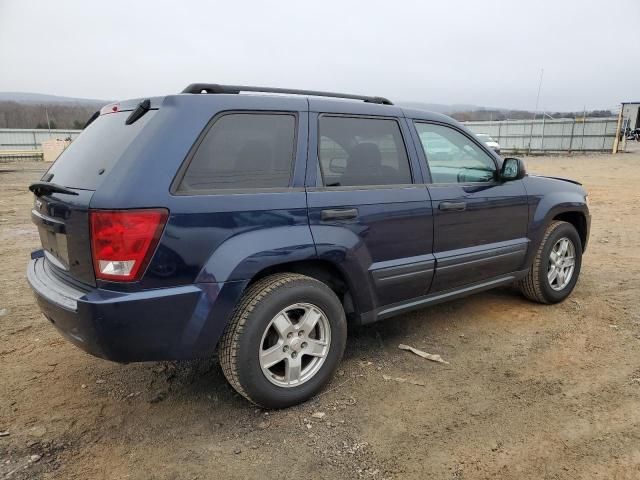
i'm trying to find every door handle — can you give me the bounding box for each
[439,201,466,211]
[321,208,359,221]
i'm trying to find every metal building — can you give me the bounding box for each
[621,102,640,131]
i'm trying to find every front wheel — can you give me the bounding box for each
[218,273,347,408]
[519,220,583,304]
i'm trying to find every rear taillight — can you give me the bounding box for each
[100,103,120,115]
[89,209,168,282]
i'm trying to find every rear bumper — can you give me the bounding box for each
[27,256,246,362]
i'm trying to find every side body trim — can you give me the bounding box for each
[370,256,435,288]
[360,269,529,324]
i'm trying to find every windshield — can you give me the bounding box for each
[476,134,496,143]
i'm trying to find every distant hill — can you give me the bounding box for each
[0,92,109,129]
[397,101,613,122]
[0,92,615,129]
[0,92,107,105]
[396,101,496,115]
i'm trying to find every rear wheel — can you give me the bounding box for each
[519,220,582,304]
[218,273,347,408]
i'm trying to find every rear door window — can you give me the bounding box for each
[176,113,296,192]
[44,111,156,190]
[318,116,412,187]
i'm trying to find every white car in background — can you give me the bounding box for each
[475,133,501,154]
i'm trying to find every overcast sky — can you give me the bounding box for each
[1,0,638,111]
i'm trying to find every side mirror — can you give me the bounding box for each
[500,157,526,181]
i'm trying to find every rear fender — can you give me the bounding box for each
[311,224,378,315]
[196,225,317,283]
[185,226,317,355]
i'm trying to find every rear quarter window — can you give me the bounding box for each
[44,111,156,190]
[175,112,297,193]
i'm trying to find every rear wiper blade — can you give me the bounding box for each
[29,182,79,197]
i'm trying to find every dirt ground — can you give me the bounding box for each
[1,147,639,480]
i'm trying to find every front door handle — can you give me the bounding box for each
[321,208,359,221]
[439,201,466,211]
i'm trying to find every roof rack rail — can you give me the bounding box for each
[181,83,393,105]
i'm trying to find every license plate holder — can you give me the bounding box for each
[38,226,70,269]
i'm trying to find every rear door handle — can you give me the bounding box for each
[439,201,466,211]
[321,208,359,221]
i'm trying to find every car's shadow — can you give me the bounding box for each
[116,285,526,411]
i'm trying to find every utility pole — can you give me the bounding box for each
[541,110,547,151]
[45,107,52,136]
[528,68,544,154]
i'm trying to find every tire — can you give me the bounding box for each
[519,220,583,304]
[218,273,347,409]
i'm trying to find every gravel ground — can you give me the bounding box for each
[1,148,639,479]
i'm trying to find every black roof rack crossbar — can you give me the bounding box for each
[181,83,393,105]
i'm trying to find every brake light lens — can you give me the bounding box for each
[89,209,168,282]
[99,103,120,115]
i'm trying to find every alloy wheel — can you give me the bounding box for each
[548,237,576,291]
[259,303,331,387]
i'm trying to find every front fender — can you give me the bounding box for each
[526,190,589,267]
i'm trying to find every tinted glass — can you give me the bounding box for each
[415,123,496,183]
[318,116,411,187]
[44,111,156,190]
[178,113,296,192]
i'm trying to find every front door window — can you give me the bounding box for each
[415,123,496,183]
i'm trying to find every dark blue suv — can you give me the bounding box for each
[27,84,590,408]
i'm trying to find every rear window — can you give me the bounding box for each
[176,113,296,193]
[44,111,156,190]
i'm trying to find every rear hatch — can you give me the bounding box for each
[31,102,158,286]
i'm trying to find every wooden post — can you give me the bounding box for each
[612,103,624,154]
